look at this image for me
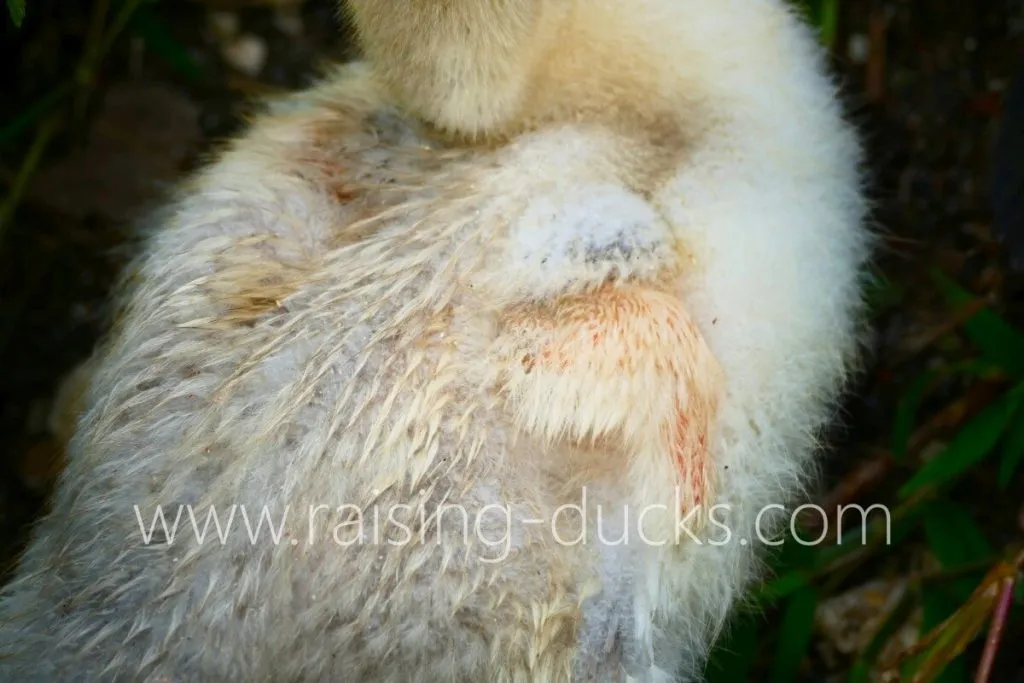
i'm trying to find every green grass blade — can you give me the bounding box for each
[922,502,994,600]
[899,384,1024,499]
[901,585,981,682]
[922,502,995,568]
[769,585,819,683]
[892,361,998,463]
[997,400,1024,489]
[930,269,1024,377]
[893,371,938,463]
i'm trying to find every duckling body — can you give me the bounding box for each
[0,1,869,681]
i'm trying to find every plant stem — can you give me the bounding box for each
[0,116,60,245]
[73,0,112,128]
[974,575,1017,683]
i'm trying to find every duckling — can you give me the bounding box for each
[0,1,870,681]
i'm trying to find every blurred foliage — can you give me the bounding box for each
[0,0,204,241]
[6,0,25,27]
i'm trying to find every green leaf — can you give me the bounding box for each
[769,585,818,683]
[899,384,1024,499]
[997,400,1024,489]
[6,0,25,27]
[930,269,1024,377]
[922,502,994,600]
[893,371,938,463]
[892,362,997,463]
[922,503,995,568]
[705,613,759,683]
